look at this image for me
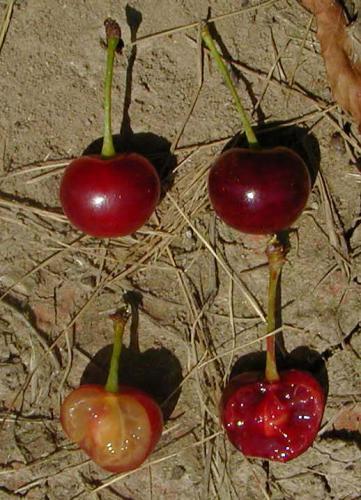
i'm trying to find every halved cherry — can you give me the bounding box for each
[221,369,325,462]
[60,310,163,473]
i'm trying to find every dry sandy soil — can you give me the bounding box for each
[0,0,360,499]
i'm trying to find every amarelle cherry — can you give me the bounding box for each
[220,238,326,462]
[60,19,160,238]
[202,26,311,234]
[60,309,163,473]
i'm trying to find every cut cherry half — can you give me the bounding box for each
[60,309,163,473]
[221,369,325,462]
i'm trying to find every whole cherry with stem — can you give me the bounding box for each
[60,19,160,238]
[201,24,326,461]
[60,308,163,473]
[202,24,311,235]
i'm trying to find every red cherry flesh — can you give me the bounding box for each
[60,153,161,238]
[221,369,325,462]
[60,384,163,473]
[208,147,311,234]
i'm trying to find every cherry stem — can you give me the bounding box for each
[101,19,121,159]
[105,307,130,393]
[201,23,259,149]
[265,236,286,383]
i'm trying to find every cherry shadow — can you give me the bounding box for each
[207,20,266,124]
[83,5,176,196]
[223,123,321,187]
[80,292,182,421]
[320,429,361,450]
[229,345,329,398]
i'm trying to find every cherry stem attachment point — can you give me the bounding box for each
[105,307,130,393]
[265,235,287,383]
[101,19,121,159]
[201,23,259,150]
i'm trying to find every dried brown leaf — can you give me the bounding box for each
[301,0,361,129]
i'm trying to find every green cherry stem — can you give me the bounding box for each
[201,23,259,149]
[265,236,286,383]
[101,19,121,159]
[105,307,130,393]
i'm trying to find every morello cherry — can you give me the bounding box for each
[60,309,163,473]
[208,147,311,234]
[202,26,311,235]
[221,369,325,462]
[60,19,160,238]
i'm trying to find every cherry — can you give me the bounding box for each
[60,19,160,238]
[221,369,325,462]
[202,26,311,234]
[208,147,311,234]
[60,153,160,238]
[60,309,163,473]
[219,237,326,462]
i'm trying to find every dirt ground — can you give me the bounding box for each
[0,0,360,498]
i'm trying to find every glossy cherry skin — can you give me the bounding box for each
[221,369,325,462]
[208,147,311,234]
[60,385,163,473]
[60,153,161,238]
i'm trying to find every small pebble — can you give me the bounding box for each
[330,132,346,154]
[171,464,186,480]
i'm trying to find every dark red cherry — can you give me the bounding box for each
[221,369,325,462]
[208,147,311,234]
[60,153,160,238]
[60,20,161,238]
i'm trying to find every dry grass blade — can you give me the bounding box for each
[167,192,265,321]
[90,431,222,494]
[0,273,111,428]
[25,166,66,185]
[169,23,204,154]
[1,297,60,370]
[253,37,289,114]
[199,326,283,369]
[287,13,314,93]
[316,170,351,278]
[57,327,73,405]
[1,159,70,180]
[0,196,67,222]
[0,234,87,301]
[0,0,15,54]
[223,277,236,385]
[129,0,278,47]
